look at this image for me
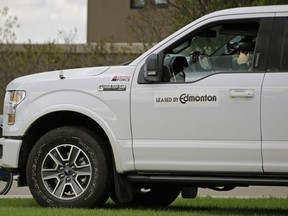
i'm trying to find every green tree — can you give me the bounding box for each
[127,0,288,44]
[127,1,173,48]
[169,0,288,31]
[0,7,19,43]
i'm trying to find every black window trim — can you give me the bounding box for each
[267,17,288,72]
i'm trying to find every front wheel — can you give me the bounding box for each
[27,126,112,208]
[0,168,13,195]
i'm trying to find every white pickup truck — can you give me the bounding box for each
[1,5,288,208]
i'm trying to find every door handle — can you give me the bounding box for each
[229,89,255,99]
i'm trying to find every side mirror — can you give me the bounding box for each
[143,54,161,83]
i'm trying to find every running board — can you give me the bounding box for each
[127,175,288,187]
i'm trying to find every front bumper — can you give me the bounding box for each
[0,137,22,168]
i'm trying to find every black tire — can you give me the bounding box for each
[26,126,112,208]
[0,168,13,195]
[113,185,180,208]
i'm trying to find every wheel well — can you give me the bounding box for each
[18,111,111,186]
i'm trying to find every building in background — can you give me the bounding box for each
[87,0,169,43]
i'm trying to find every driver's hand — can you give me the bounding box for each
[237,52,249,65]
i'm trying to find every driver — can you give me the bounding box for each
[233,39,256,71]
[235,50,250,70]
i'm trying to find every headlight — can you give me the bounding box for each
[8,90,26,125]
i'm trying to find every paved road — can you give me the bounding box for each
[2,180,288,198]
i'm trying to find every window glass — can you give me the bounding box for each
[162,22,259,83]
[131,0,145,8]
[154,0,168,5]
[131,0,168,8]
[280,18,288,70]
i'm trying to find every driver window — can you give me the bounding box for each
[162,21,259,83]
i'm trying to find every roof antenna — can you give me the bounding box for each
[59,70,65,79]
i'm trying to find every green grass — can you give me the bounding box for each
[1,197,288,216]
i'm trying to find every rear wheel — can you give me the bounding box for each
[27,126,112,208]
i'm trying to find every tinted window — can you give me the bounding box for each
[162,21,260,83]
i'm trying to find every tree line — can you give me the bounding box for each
[128,0,288,44]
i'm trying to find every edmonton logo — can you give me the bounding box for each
[155,93,217,105]
[179,93,217,104]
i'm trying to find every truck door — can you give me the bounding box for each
[262,16,288,173]
[131,18,273,173]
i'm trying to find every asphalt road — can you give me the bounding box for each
[2,180,288,198]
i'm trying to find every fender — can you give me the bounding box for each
[6,89,134,173]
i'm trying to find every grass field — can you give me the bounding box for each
[1,197,288,216]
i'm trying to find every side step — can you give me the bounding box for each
[127,174,288,187]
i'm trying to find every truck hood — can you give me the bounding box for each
[7,66,110,90]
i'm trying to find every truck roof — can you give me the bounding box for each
[210,5,288,16]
